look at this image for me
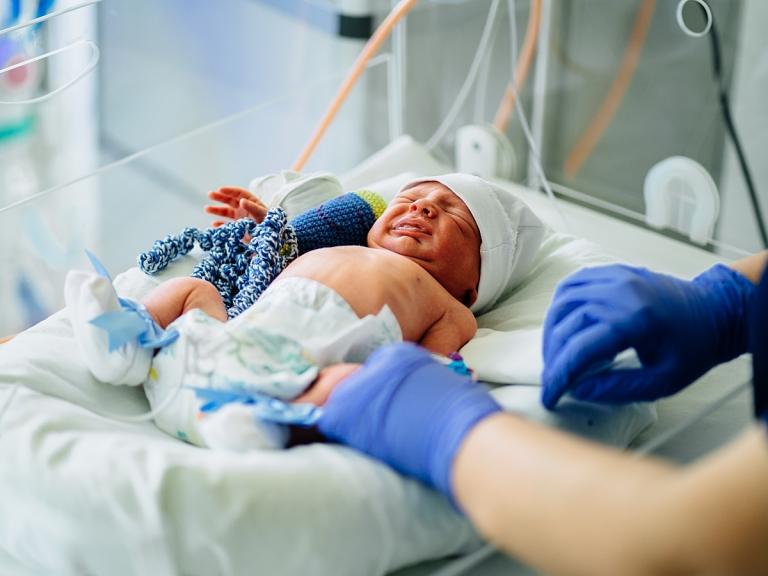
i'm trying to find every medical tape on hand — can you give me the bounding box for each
[190,386,322,427]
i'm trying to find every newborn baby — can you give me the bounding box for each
[66,174,544,450]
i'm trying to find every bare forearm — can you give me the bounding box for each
[453,415,768,576]
[728,250,768,283]
[454,414,676,575]
[649,428,768,575]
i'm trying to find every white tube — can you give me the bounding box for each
[506,0,568,231]
[0,39,99,105]
[426,0,501,151]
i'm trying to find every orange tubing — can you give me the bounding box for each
[293,0,543,171]
[564,0,656,179]
[493,0,542,134]
[292,0,419,172]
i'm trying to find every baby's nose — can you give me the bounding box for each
[409,200,435,217]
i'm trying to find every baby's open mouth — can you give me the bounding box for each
[393,220,431,234]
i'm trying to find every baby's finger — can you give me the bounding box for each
[241,198,268,221]
[207,192,238,209]
[211,220,227,228]
[216,186,253,202]
[205,205,235,218]
[208,187,249,207]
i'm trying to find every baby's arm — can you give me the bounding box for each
[205,187,384,251]
[141,277,228,328]
[419,303,477,356]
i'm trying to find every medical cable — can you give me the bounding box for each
[292,0,419,172]
[425,0,501,151]
[563,0,656,179]
[492,0,540,133]
[506,0,569,232]
[473,0,541,133]
[80,341,195,425]
[472,12,496,124]
[292,0,540,169]
[0,38,99,105]
[701,5,768,248]
[474,0,543,130]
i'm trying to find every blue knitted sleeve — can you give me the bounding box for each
[290,190,386,253]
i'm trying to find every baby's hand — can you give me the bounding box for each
[205,186,268,227]
[293,363,361,406]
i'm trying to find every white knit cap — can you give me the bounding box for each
[401,174,545,314]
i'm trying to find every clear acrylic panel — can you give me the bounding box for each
[405,0,765,256]
[0,0,391,334]
[2,0,767,337]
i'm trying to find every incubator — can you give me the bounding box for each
[0,1,764,574]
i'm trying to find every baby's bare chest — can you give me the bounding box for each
[281,248,454,336]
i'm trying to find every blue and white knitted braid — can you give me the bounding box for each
[137,208,298,318]
[138,219,254,275]
[229,211,299,318]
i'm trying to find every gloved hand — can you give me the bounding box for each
[318,343,501,504]
[542,263,755,409]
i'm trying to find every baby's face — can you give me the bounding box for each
[367,181,481,306]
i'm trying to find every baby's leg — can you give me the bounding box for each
[141,277,228,327]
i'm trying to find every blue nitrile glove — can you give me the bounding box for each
[542,263,755,409]
[318,343,501,503]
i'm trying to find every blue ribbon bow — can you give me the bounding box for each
[86,250,179,352]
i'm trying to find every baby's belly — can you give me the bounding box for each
[278,266,392,319]
[277,248,443,339]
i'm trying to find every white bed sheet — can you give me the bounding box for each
[0,281,479,576]
[0,145,657,576]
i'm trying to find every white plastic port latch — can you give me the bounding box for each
[455,124,516,180]
[644,156,719,245]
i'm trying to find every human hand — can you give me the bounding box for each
[205,186,268,227]
[318,343,501,503]
[542,263,755,409]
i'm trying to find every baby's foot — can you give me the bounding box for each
[65,270,151,386]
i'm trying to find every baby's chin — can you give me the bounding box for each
[371,233,425,257]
